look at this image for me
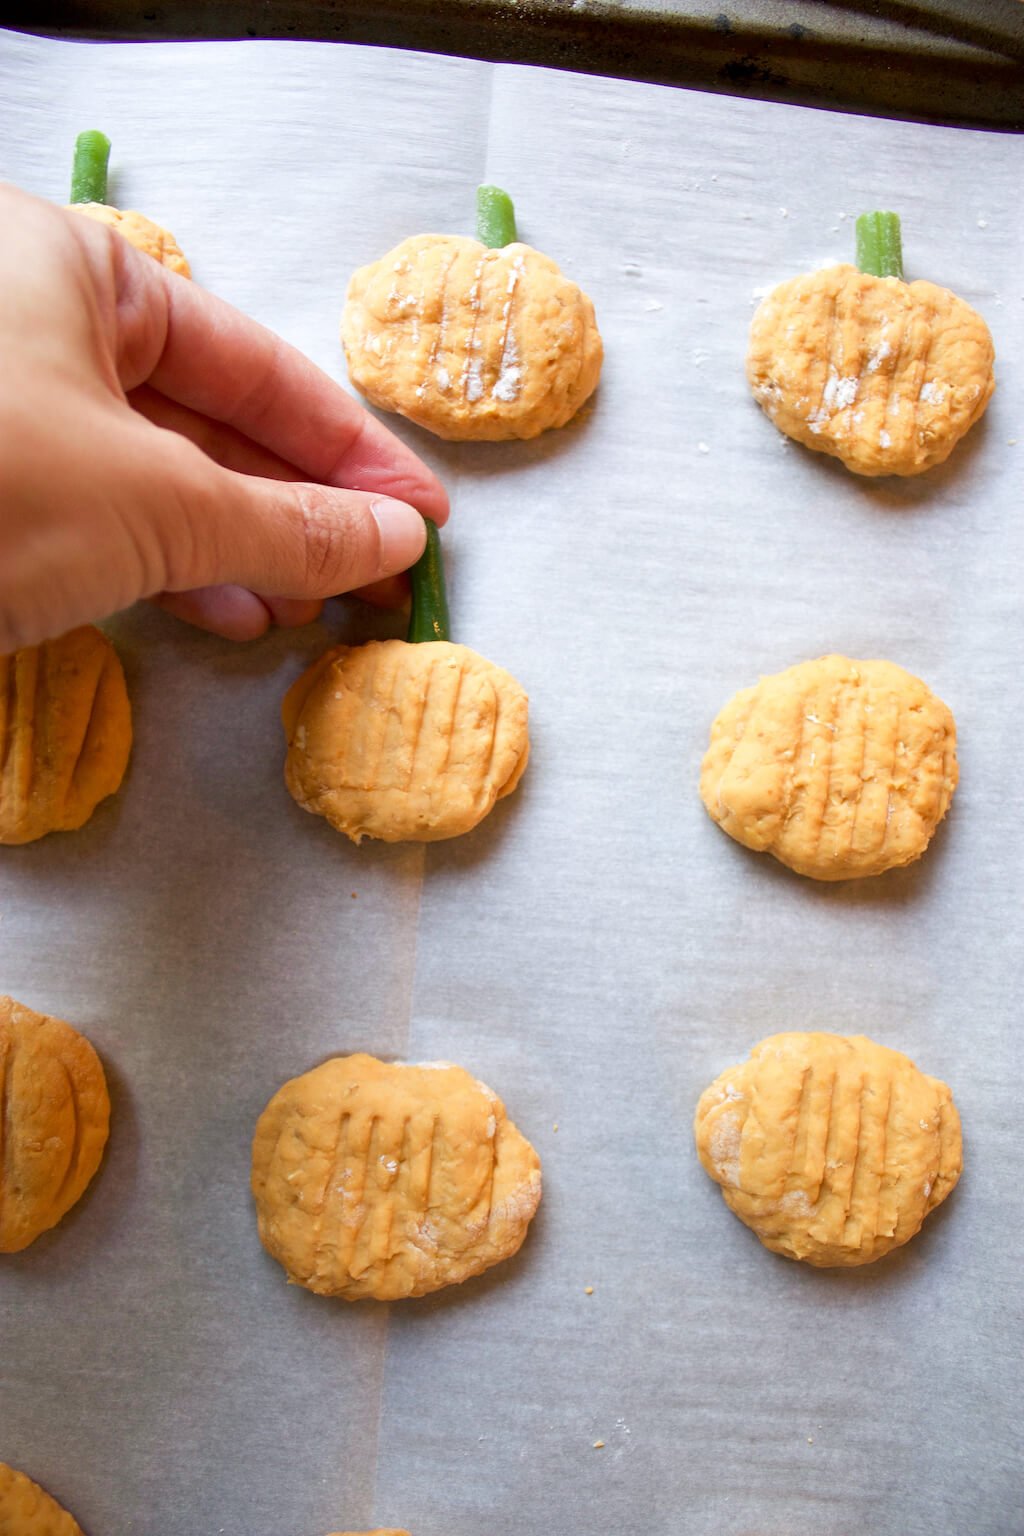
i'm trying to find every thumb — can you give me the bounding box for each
[158,437,430,602]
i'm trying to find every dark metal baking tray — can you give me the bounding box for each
[2,1,1023,130]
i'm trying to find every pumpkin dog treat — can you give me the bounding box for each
[283,522,529,844]
[343,184,602,440]
[65,129,190,276]
[748,211,994,475]
[0,1463,85,1535]
[252,1053,542,1300]
[695,1032,962,1267]
[0,626,132,846]
[0,996,110,1254]
[700,655,956,881]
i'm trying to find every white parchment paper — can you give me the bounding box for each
[0,29,1022,1536]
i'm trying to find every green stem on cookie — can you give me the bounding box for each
[69,130,111,205]
[407,520,451,644]
[476,185,517,249]
[855,211,904,280]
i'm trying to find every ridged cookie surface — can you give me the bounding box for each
[700,655,957,880]
[343,234,602,439]
[695,1032,962,1267]
[747,264,994,475]
[0,626,132,845]
[0,996,110,1253]
[252,1054,542,1300]
[67,201,191,276]
[0,1464,84,1536]
[283,639,529,844]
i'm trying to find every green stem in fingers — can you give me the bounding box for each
[69,130,111,204]
[855,211,904,280]
[476,185,517,249]
[407,520,451,643]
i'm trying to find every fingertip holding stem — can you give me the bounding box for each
[370,496,428,576]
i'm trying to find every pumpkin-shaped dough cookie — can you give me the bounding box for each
[0,997,110,1254]
[342,187,601,440]
[695,1032,962,1267]
[283,639,528,845]
[69,202,190,277]
[747,213,993,475]
[283,522,528,845]
[0,1463,85,1536]
[253,1054,541,1301]
[0,626,132,846]
[700,655,957,881]
[64,129,190,277]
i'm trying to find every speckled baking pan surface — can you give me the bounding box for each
[0,28,1021,1536]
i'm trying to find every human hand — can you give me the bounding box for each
[0,184,449,652]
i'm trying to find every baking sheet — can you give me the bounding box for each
[0,29,1022,1536]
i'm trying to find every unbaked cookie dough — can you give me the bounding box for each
[0,1464,85,1535]
[694,1032,962,1267]
[343,234,602,440]
[0,626,132,845]
[252,1054,542,1300]
[282,639,529,845]
[700,655,957,881]
[748,264,994,476]
[0,996,110,1253]
[68,201,190,276]
[64,129,190,276]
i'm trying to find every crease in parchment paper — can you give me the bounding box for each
[364,71,498,1527]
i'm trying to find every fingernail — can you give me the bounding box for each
[370,498,428,572]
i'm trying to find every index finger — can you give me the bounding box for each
[77,208,450,524]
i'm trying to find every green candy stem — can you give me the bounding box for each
[476,185,517,249]
[69,130,111,205]
[407,520,451,644]
[855,211,904,280]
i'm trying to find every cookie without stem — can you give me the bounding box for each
[0,626,131,846]
[695,1032,962,1267]
[252,1055,542,1301]
[700,655,957,881]
[0,996,110,1253]
[0,1463,85,1535]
